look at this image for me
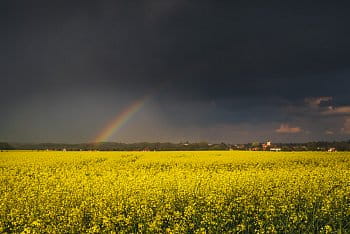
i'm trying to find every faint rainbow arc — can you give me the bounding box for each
[93,95,151,143]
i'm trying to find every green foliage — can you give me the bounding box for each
[0,143,13,150]
[7,140,350,151]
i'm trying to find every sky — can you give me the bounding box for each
[1,1,350,143]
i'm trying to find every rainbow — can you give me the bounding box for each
[93,95,151,143]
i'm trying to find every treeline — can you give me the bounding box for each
[0,142,13,150]
[4,142,229,151]
[278,141,350,151]
[244,141,350,151]
[1,140,350,151]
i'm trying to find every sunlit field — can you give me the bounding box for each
[0,151,349,233]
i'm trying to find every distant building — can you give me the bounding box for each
[235,144,245,149]
[270,148,282,152]
[262,140,272,151]
[328,148,337,152]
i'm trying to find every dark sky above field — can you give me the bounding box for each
[1,1,350,143]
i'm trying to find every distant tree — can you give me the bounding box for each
[0,142,13,150]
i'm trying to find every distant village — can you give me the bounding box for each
[1,140,349,151]
[231,141,337,152]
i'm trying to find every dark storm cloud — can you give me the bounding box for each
[1,1,350,142]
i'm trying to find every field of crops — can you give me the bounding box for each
[0,151,349,233]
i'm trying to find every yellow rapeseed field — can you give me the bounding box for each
[0,151,349,233]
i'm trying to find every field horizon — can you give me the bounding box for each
[2,140,350,152]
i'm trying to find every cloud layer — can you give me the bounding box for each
[276,124,302,134]
[1,1,350,143]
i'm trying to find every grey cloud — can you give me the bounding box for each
[1,1,350,142]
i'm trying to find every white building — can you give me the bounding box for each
[270,148,281,152]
